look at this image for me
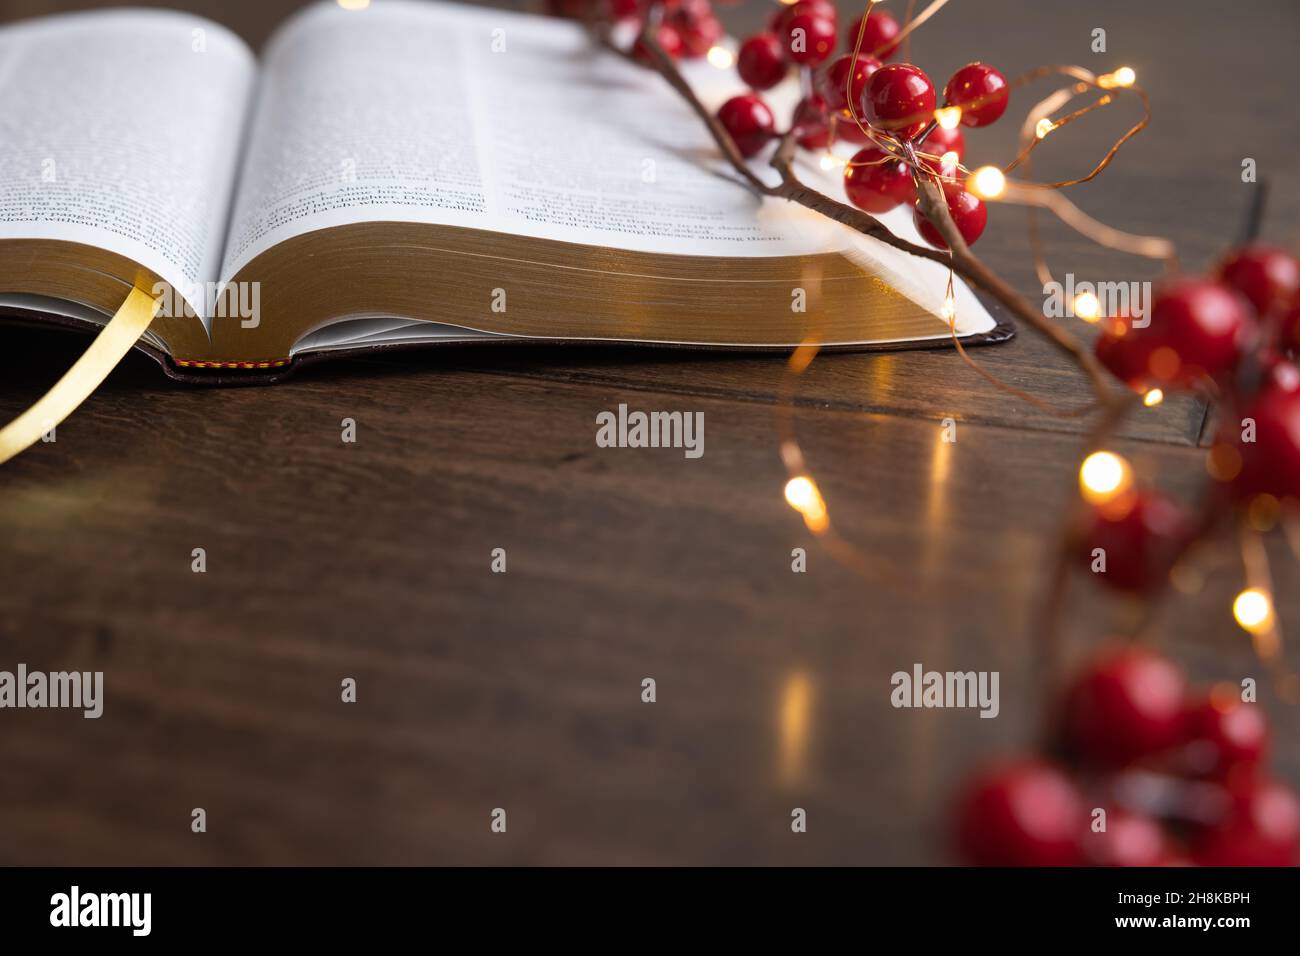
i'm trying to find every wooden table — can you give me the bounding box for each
[2,0,1298,865]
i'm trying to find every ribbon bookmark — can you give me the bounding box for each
[0,287,158,466]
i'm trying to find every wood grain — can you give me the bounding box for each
[1,0,1298,865]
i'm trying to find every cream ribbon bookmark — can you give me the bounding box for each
[0,287,158,466]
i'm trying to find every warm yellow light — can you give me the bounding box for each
[939,150,960,174]
[1233,588,1273,635]
[785,476,817,509]
[1073,291,1101,322]
[706,45,734,69]
[935,106,963,130]
[1142,388,1164,407]
[337,0,371,9]
[942,290,956,323]
[1079,451,1132,505]
[968,165,1005,199]
[819,153,840,171]
[1098,66,1136,90]
[784,476,828,533]
[1035,118,1055,139]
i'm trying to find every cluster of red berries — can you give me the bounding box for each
[546,0,730,63]
[954,647,1298,866]
[1084,244,1300,593]
[716,3,1008,249]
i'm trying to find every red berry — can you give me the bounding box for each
[782,12,837,66]
[952,760,1087,866]
[863,63,936,140]
[1095,316,1158,391]
[943,62,1010,127]
[1182,689,1269,778]
[1144,280,1254,386]
[793,95,832,150]
[673,12,723,58]
[1082,809,1170,867]
[920,122,966,164]
[1233,382,1300,501]
[632,23,684,64]
[1060,648,1187,767]
[1191,778,1300,866]
[820,53,882,116]
[770,0,836,34]
[843,146,915,213]
[844,10,900,60]
[605,0,641,19]
[716,93,776,158]
[913,185,986,248]
[836,119,873,144]
[1078,490,1188,593]
[1218,245,1300,317]
[736,33,787,91]
[1279,299,1300,354]
[1260,350,1300,392]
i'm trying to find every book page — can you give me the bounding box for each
[0,10,256,321]
[220,0,849,281]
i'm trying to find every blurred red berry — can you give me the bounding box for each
[1182,689,1269,778]
[953,760,1087,866]
[1095,316,1158,391]
[1143,280,1254,387]
[1191,778,1300,866]
[632,23,684,64]
[1060,648,1187,767]
[1233,382,1300,501]
[1082,809,1170,867]
[1218,245,1300,317]
[1078,490,1188,593]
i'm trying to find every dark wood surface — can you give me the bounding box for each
[1,0,1298,865]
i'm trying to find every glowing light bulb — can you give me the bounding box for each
[1233,588,1273,635]
[942,290,956,323]
[1142,388,1164,407]
[968,165,1005,199]
[706,45,734,69]
[784,476,828,533]
[1035,118,1055,139]
[1079,451,1132,505]
[819,153,840,171]
[934,106,963,130]
[1073,291,1101,322]
[939,150,960,174]
[337,0,371,9]
[1112,66,1136,87]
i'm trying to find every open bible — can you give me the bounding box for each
[0,0,1008,381]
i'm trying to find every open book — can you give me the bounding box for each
[0,0,1007,381]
